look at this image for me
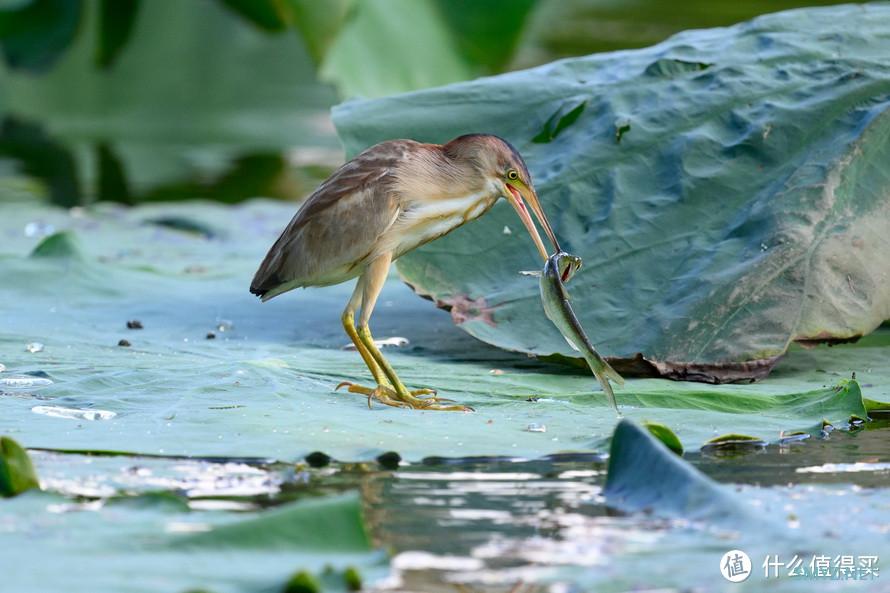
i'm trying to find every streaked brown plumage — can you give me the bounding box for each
[251,134,560,410]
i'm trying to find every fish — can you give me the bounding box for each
[528,251,624,414]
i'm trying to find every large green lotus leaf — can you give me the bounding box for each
[319,0,471,99]
[1,200,887,462]
[317,0,538,98]
[333,4,890,382]
[0,488,384,593]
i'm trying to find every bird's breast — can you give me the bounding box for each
[385,191,498,258]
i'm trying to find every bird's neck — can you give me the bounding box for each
[396,147,498,206]
[385,149,499,258]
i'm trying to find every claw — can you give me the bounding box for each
[334,380,469,411]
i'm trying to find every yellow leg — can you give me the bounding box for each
[338,253,471,412]
[335,275,435,406]
[339,277,389,386]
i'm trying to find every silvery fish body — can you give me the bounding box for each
[539,252,624,414]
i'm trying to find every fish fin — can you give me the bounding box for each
[563,336,581,352]
[519,270,542,277]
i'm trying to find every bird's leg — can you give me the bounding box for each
[350,253,470,412]
[334,263,444,408]
[339,277,390,387]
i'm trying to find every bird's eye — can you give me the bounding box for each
[506,169,519,181]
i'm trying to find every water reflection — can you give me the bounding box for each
[23,421,890,591]
[366,425,890,591]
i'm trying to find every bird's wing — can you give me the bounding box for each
[250,141,415,299]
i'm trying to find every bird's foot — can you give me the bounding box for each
[335,382,472,412]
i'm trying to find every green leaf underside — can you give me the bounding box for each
[605,420,763,525]
[1,200,887,463]
[333,4,890,381]
[28,230,81,258]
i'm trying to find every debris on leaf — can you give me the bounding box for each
[701,433,767,456]
[144,216,220,239]
[615,118,631,143]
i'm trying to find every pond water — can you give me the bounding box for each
[19,420,890,592]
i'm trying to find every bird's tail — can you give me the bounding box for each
[583,350,624,415]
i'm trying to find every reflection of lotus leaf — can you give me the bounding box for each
[334,4,890,383]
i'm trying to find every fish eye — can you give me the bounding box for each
[506,169,519,181]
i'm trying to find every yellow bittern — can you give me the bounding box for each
[250,134,560,410]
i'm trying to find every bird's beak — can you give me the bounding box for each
[505,181,561,261]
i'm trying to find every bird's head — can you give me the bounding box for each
[444,134,561,261]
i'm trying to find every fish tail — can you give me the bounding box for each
[600,358,625,387]
[584,351,624,414]
[585,349,625,387]
[595,371,620,416]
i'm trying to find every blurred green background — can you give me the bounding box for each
[0,0,861,208]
